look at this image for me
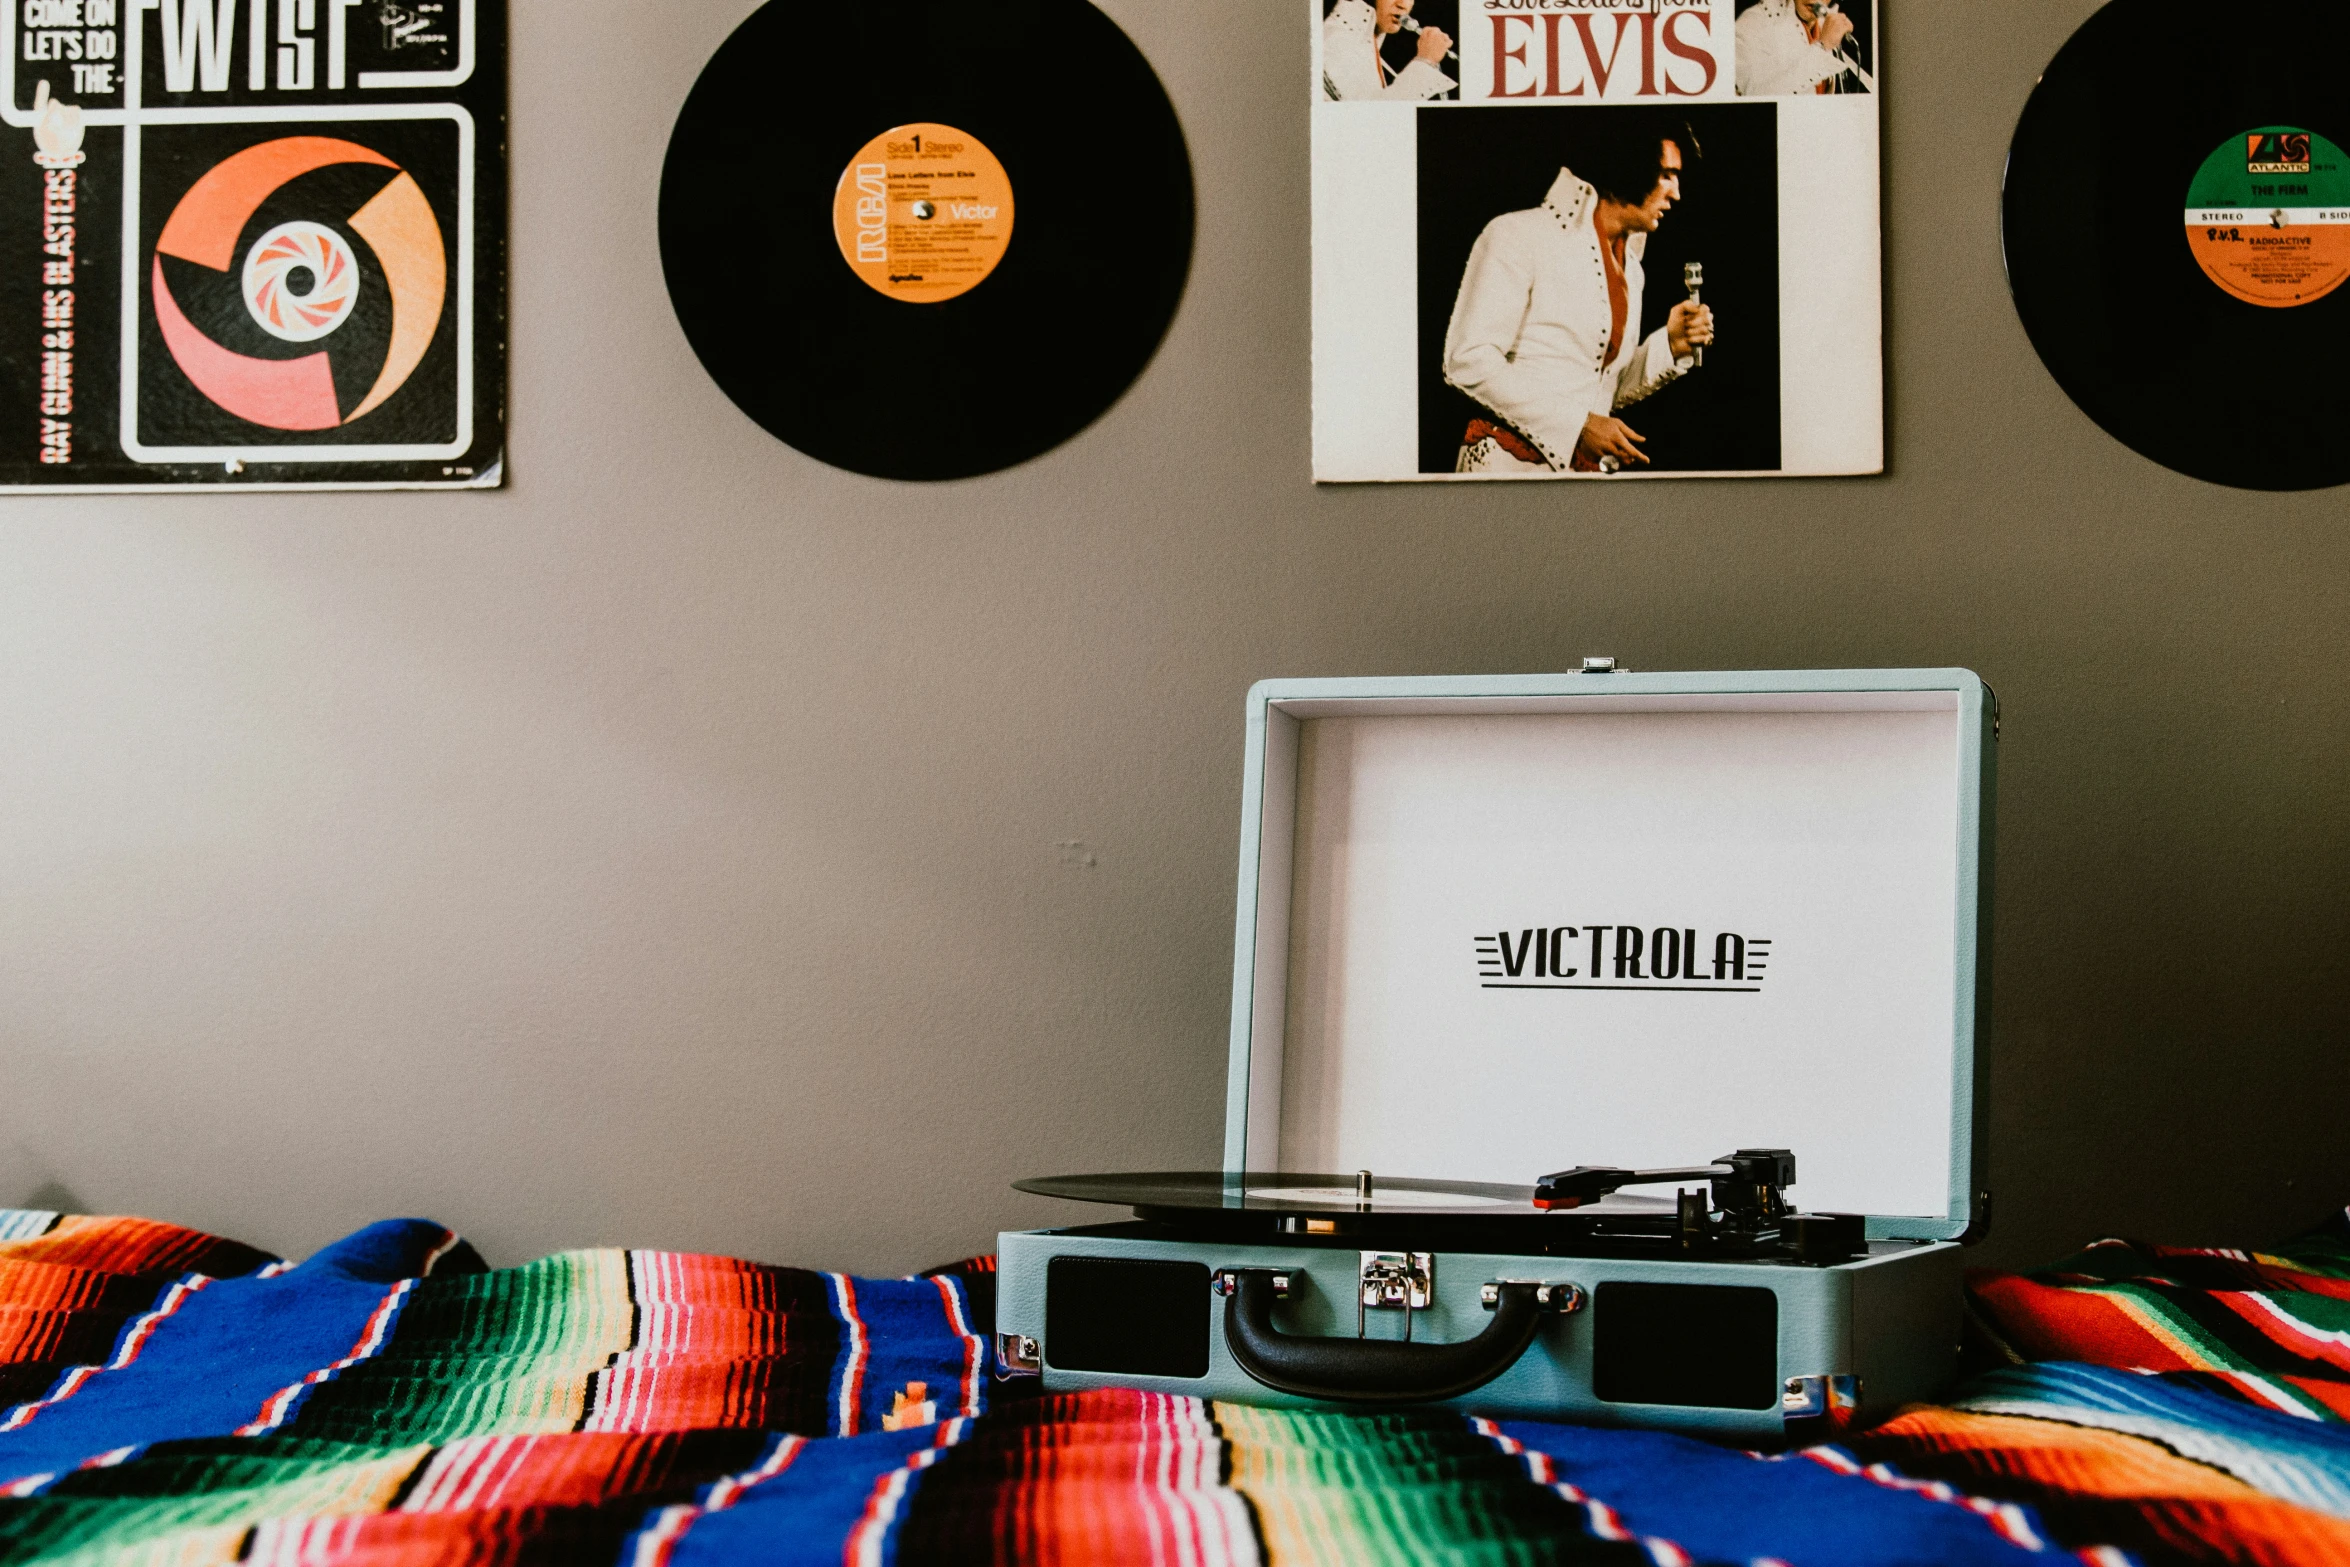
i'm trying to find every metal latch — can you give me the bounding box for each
[1480,1280,1586,1314]
[1358,1252,1433,1339]
[1581,656,1626,674]
[995,1333,1041,1378]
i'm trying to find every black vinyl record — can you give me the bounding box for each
[1017,1170,1571,1218]
[1015,1170,1674,1249]
[2004,1,2350,490]
[660,0,1194,481]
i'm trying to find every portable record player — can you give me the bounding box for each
[997,665,1996,1440]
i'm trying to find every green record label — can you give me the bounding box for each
[2184,126,2350,307]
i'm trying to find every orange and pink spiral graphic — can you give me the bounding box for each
[240,221,361,343]
[152,137,447,431]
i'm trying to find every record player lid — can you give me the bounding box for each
[1222,669,1994,1242]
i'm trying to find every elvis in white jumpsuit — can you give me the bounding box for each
[1735,0,1862,96]
[1322,0,1453,102]
[1442,130,1715,475]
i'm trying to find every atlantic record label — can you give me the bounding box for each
[2003,1,2350,491]
[661,0,1194,483]
[2182,127,2350,308]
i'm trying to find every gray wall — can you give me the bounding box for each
[2,1,2342,1275]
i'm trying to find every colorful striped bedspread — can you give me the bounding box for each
[0,1208,2345,1565]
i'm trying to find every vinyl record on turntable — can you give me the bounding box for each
[1010,1151,1864,1261]
[659,0,1195,482]
[1019,1170,1592,1218]
[2003,1,2350,490]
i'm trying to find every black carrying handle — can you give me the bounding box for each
[1220,1271,1546,1405]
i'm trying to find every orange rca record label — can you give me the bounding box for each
[832,123,1015,304]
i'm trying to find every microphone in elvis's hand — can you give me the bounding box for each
[1397,15,1457,63]
[1684,262,1705,369]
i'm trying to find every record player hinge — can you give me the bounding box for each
[1781,1373,1861,1423]
[1481,1280,1585,1314]
[995,1334,1041,1377]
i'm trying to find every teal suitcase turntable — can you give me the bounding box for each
[998,665,1997,1441]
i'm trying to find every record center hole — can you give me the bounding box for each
[283,266,317,298]
[912,201,936,221]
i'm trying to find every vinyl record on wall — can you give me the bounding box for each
[660,0,1195,482]
[2004,0,2350,490]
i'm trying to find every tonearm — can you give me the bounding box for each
[1534,1148,1796,1216]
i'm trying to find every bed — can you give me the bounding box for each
[0,1205,2343,1565]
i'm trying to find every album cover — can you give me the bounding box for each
[0,0,504,490]
[1314,0,1880,481]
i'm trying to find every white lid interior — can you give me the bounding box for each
[1241,690,1971,1224]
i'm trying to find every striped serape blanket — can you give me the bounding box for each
[0,1207,2345,1565]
